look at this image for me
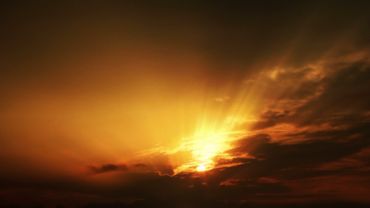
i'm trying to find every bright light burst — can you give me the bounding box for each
[191,131,231,172]
[172,127,245,173]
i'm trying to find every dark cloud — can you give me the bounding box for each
[228,119,370,177]
[89,164,128,174]
[251,59,370,130]
[251,111,290,130]
[293,62,370,126]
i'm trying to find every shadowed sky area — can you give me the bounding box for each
[1,1,370,207]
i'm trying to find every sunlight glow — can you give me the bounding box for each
[171,125,247,173]
[196,163,207,172]
[191,131,230,172]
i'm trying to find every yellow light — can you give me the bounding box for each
[189,131,232,172]
[167,121,249,174]
[196,163,207,172]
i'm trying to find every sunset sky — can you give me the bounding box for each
[1,1,370,207]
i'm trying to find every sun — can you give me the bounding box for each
[196,163,207,172]
[190,131,233,172]
[170,116,248,174]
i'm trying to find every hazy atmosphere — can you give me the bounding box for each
[1,1,370,207]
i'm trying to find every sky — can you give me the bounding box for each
[0,1,370,207]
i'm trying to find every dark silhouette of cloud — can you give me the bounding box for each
[89,164,128,174]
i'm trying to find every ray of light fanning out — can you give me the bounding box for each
[176,128,245,173]
[138,74,270,174]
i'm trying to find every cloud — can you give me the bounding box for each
[89,164,128,174]
[250,57,370,131]
[251,111,290,130]
[270,61,369,128]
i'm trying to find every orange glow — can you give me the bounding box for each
[168,117,250,173]
[196,163,207,172]
[188,131,233,172]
